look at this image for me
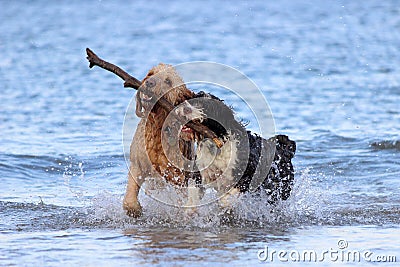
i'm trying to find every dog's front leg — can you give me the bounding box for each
[123,165,143,218]
[184,179,204,215]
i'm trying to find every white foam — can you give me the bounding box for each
[86,169,325,229]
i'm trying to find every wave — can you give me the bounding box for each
[370,140,400,150]
[0,152,125,180]
[0,201,89,231]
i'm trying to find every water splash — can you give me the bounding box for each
[62,156,88,201]
[86,168,325,229]
[231,167,327,227]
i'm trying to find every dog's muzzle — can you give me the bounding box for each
[136,77,158,117]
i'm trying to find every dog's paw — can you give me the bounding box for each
[123,201,143,218]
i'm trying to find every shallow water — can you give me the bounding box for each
[1,0,399,266]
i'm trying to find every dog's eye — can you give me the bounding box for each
[164,126,171,133]
[164,77,172,87]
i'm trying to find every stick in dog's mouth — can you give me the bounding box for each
[86,47,224,149]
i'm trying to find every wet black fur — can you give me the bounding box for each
[188,91,296,203]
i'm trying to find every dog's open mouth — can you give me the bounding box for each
[136,91,156,117]
[140,92,154,103]
[181,125,193,133]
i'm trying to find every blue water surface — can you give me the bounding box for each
[0,0,399,266]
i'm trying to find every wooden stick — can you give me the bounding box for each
[86,48,141,89]
[85,48,223,148]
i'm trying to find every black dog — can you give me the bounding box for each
[184,91,296,205]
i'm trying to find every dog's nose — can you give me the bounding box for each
[183,106,192,115]
[145,78,156,88]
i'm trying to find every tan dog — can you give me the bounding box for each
[122,63,206,217]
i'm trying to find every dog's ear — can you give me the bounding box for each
[142,70,155,84]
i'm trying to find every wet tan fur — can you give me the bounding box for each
[123,64,194,217]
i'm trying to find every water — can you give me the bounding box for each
[1,0,399,266]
